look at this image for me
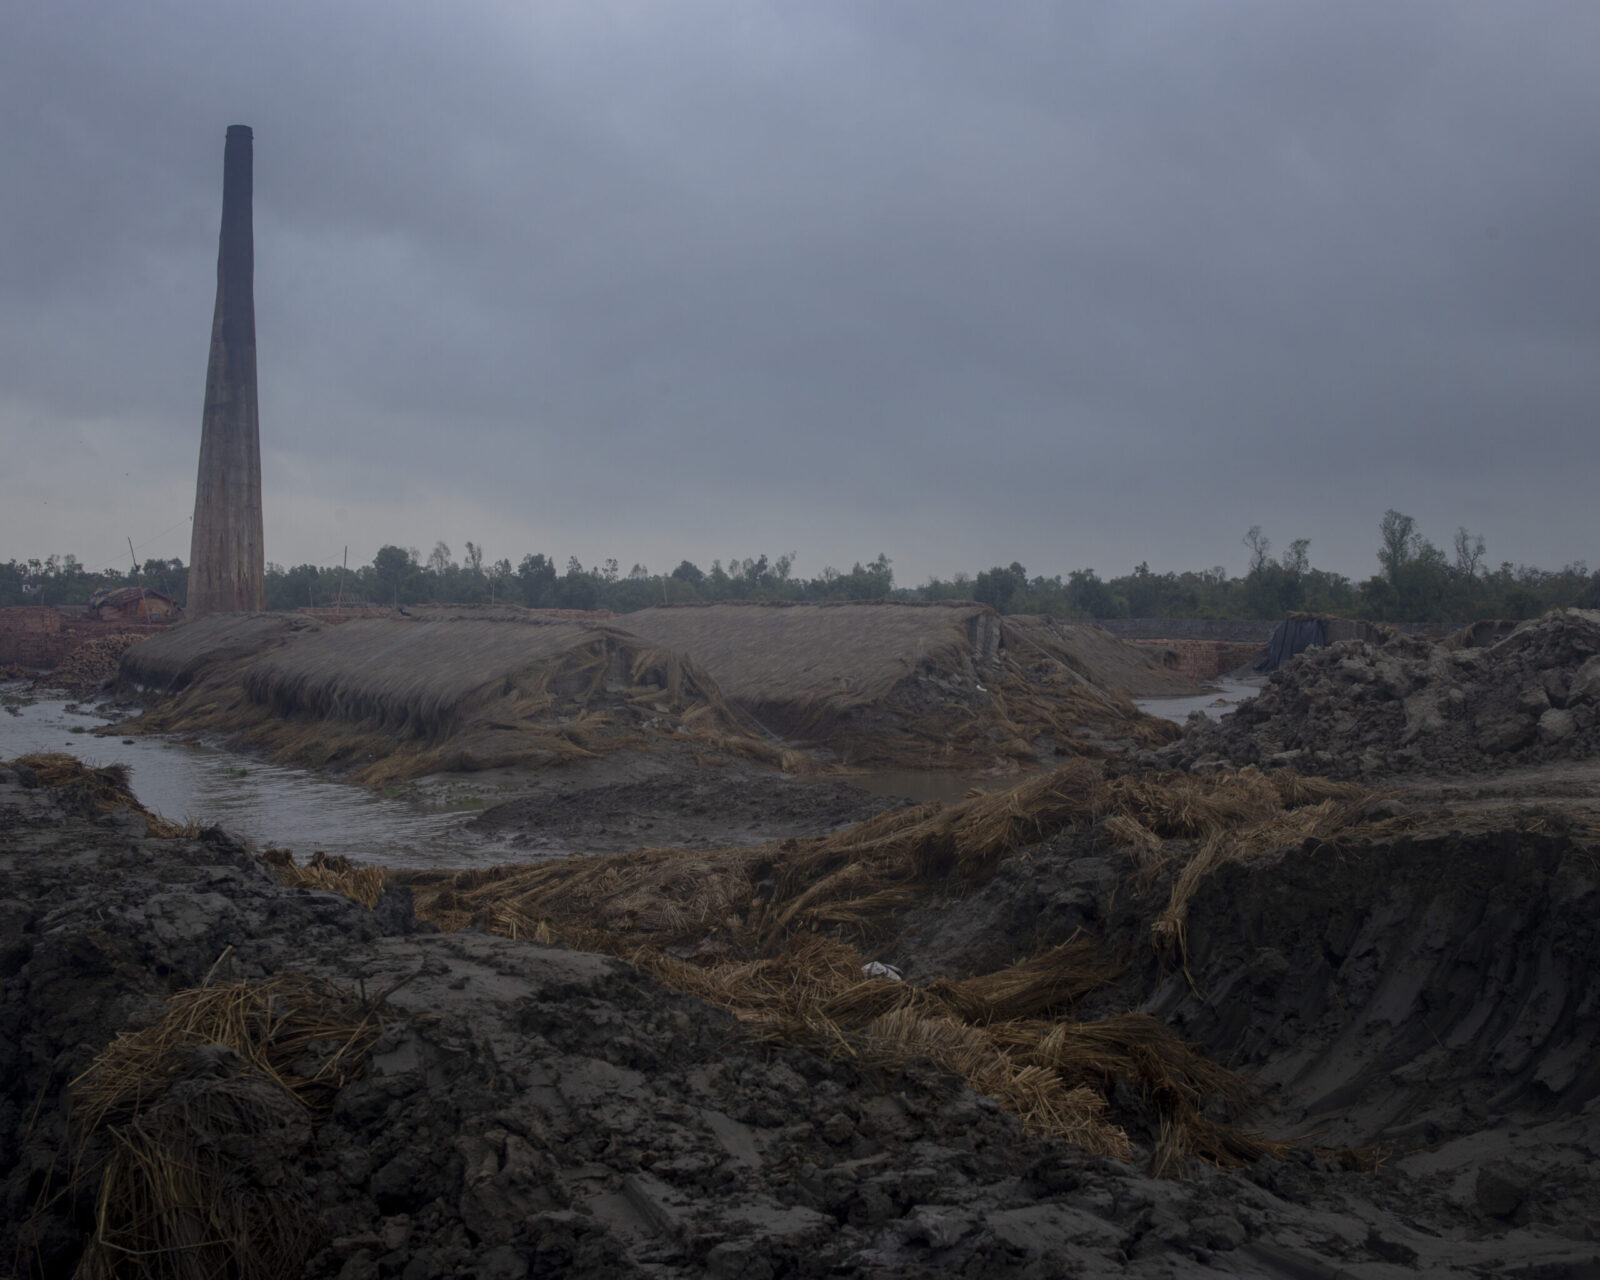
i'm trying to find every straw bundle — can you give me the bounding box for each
[63,976,384,1280]
[10,753,193,838]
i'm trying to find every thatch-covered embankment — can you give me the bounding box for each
[622,601,1185,767]
[118,611,322,694]
[111,604,1191,784]
[116,613,771,783]
[1001,614,1204,699]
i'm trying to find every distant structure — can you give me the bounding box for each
[188,124,265,615]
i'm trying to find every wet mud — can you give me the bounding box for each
[469,757,905,854]
[6,759,1600,1277]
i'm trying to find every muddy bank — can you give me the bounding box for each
[469,757,905,853]
[7,757,1600,1276]
[0,762,1256,1278]
[890,810,1600,1269]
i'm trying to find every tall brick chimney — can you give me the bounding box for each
[188,124,265,615]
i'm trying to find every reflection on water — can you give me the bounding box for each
[1136,678,1262,725]
[0,693,517,868]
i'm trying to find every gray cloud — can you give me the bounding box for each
[4,0,1598,585]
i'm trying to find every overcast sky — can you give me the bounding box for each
[3,1,1596,587]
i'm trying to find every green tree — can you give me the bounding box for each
[517,554,557,607]
[1065,568,1115,617]
[371,545,417,606]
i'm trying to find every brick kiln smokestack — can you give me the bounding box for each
[188,124,265,615]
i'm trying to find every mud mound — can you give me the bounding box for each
[10,751,193,837]
[1149,822,1600,1244]
[622,602,1179,768]
[1002,615,1202,698]
[393,762,1374,1168]
[1163,608,1600,778]
[66,975,383,1280]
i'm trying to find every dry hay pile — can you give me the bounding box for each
[622,602,1178,769]
[1167,608,1600,779]
[120,615,776,785]
[325,761,1380,1168]
[8,753,192,838]
[49,975,383,1280]
[261,848,387,907]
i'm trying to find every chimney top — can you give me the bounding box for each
[226,124,253,139]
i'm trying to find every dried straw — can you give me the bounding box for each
[382,761,1384,1165]
[10,753,194,839]
[62,975,384,1280]
[622,602,1182,767]
[260,848,388,908]
[121,616,761,785]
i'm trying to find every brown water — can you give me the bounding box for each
[0,693,518,868]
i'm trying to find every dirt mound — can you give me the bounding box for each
[1162,608,1600,778]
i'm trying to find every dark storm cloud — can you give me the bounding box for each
[3,1,1598,583]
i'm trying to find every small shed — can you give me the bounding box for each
[86,586,180,622]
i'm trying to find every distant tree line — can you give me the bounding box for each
[919,513,1598,624]
[0,555,188,609]
[4,512,1595,624]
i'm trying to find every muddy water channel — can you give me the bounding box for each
[0,692,519,868]
[1137,676,1261,725]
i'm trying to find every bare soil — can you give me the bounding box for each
[467,750,907,855]
[6,758,1600,1277]
[1162,609,1600,780]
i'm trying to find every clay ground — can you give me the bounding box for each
[460,747,909,855]
[5,753,1600,1278]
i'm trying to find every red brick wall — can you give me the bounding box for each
[0,607,168,669]
[1131,639,1263,681]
